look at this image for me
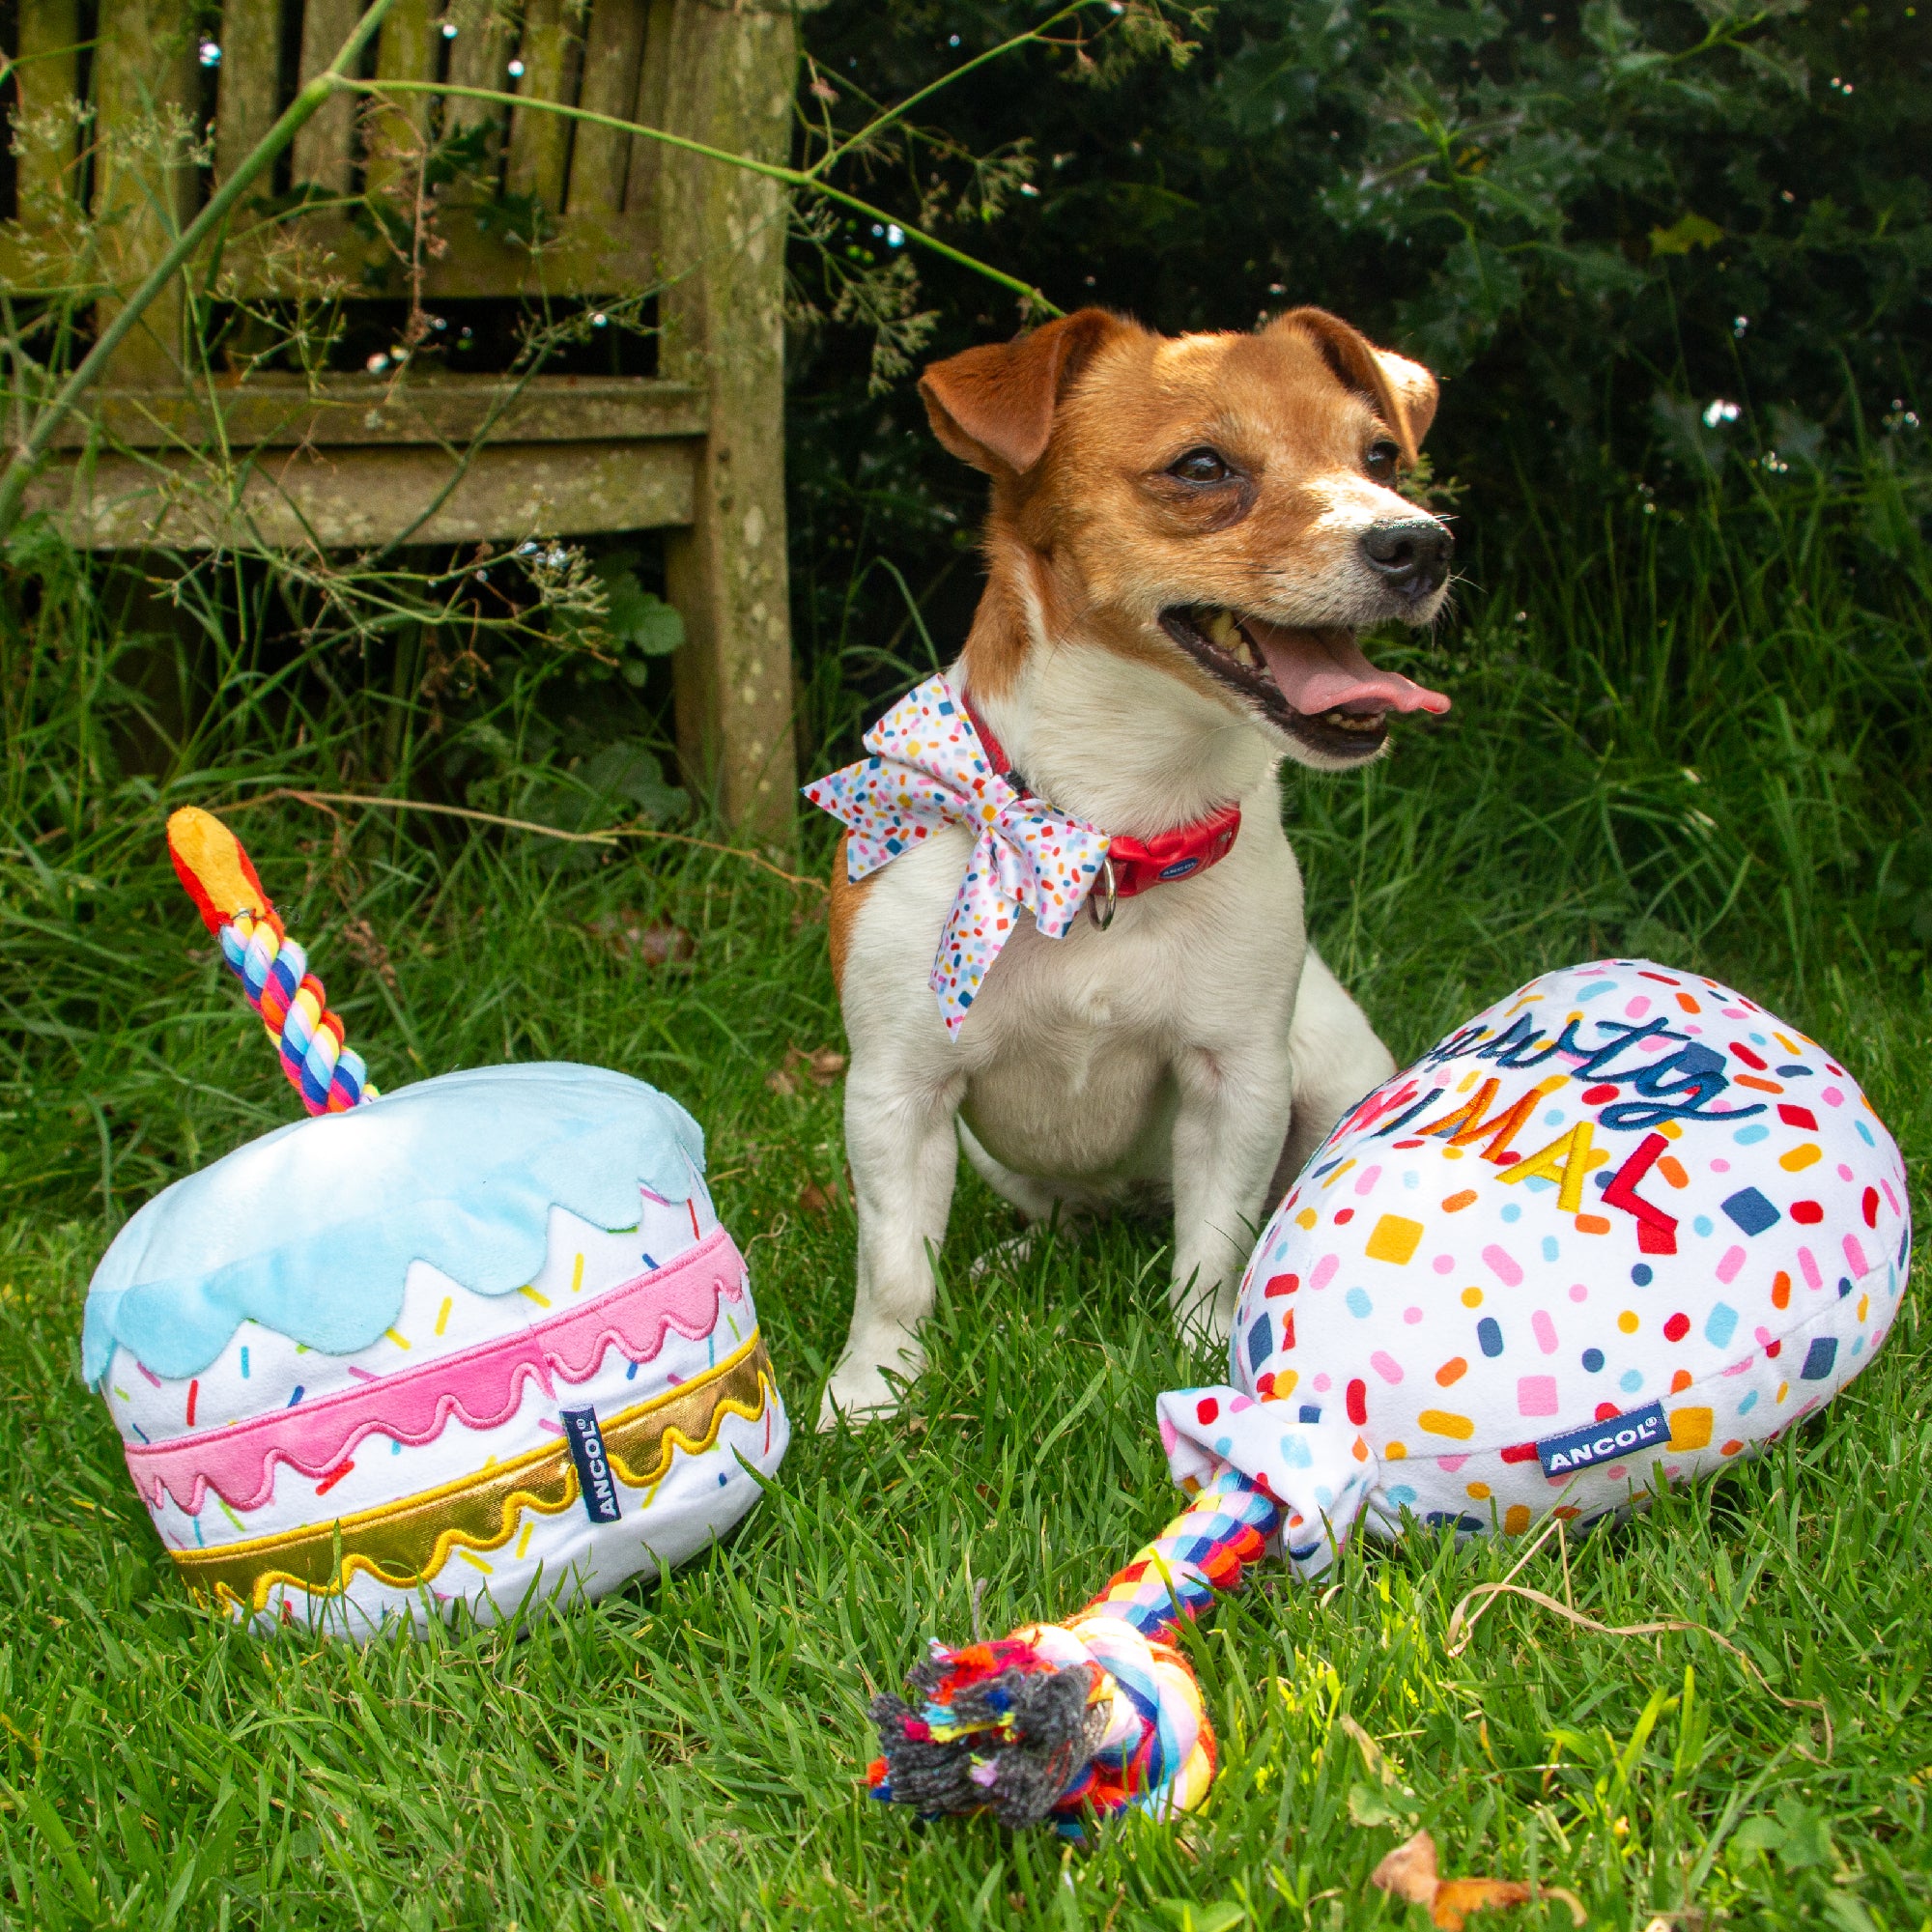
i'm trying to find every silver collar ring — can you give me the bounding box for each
[1088,856,1118,931]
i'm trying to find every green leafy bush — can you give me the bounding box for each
[789,0,1930,696]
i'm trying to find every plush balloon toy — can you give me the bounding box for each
[84,809,790,1638]
[868,959,1911,1831]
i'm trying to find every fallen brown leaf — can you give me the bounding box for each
[1432,1879,1533,1929]
[588,911,695,966]
[798,1176,840,1218]
[1372,1831,1441,1907]
[768,1045,847,1095]
[1370,1831,1583,1930]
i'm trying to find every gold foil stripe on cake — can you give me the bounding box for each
[172,1334,773,1614]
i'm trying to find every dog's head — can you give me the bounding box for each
[920,306,1453,770]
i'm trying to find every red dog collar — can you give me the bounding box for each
[962,692,1242,920]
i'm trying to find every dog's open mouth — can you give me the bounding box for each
[1158,607,1451,759]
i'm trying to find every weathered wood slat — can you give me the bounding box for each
[45,376,707,447]
[363,0,442,205]
[214,0,284,185]
[443,0,520,146]
[621,0,675,226]
[31,437,698,546]
[291,0,363,192]
[25,0,795,835]
[211,215,653,300]
[89,0,200,384]
[13,0,83,221]
[655,0,797,834]
[503,0,579,211]
[564,0,647,216]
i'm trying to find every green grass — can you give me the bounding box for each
[3,462,1931,1929]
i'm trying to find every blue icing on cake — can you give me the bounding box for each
[82,1064,706,1386]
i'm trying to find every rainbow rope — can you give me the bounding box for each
[166,808,376,1116]
[867,1470,1281,1829]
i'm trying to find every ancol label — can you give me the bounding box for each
[560,1406,623,1522]
[1535,1401,1666,1477]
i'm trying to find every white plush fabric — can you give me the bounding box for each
[1159,960,1911,1570]
[89,1067,790,1638]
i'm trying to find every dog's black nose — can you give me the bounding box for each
[1361,519,1453,594]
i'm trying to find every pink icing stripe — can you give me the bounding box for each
[126,1227,746,1515]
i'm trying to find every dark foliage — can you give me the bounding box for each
[786,0,1932,748]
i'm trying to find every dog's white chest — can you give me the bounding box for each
[967,904,1208,1050]
[955,926,1184,1180]
[942,818,1303,1181]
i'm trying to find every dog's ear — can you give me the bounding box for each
[1373,347,1438,454]
[1272,307,1438,463]
[919,309,1124,476]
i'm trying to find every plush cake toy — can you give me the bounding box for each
[83,809,789,1638]
[867,959,1911,1831]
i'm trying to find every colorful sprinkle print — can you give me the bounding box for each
[1157,960,1912,1570]
[802,673,1111,1035]
[92,1081,791,1640]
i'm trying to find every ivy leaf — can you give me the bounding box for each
[1733,1798,1837,1872]
[1580,0,1640,52]
[593,552,687,666]
[1770,1795,1835,1870]
[517,739,687,835]
[1732,1814,1786,1859]
[577,740,686,821]
[1737,39,1811,96]
[1649,212,1724,256]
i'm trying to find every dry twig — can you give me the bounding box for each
[223,788,829,894]
[1446,1580,1833,1755]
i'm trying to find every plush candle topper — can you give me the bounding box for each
[869,959,1911,1830]
[166,806,376,1115]
[85,810,790,1637]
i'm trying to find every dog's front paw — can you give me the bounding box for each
[816,1341,926,1431]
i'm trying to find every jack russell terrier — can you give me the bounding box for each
[806,305,1455,1425]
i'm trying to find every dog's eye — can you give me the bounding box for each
[1365,440,1402,484]
[1168,447,1233,485]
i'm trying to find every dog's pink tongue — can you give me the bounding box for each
[1247,622,1451,718]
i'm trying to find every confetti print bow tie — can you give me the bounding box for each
[803,674,1111,1035]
